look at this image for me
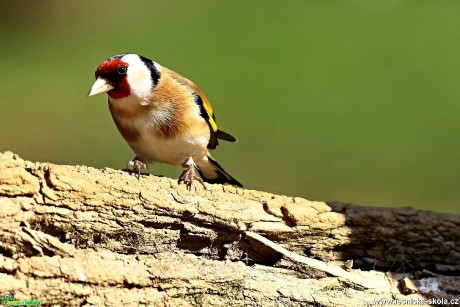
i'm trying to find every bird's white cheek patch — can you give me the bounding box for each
[122,54,153,102]
[127,69,153,101]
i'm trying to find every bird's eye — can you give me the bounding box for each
[118,66,127,75]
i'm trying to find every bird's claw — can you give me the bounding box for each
[178,165,204,190]
[127,158,148,179]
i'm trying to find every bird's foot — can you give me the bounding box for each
[127,157,148,179]
[178,165,204,190]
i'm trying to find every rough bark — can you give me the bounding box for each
[0,151,459,306]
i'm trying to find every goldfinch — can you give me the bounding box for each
[88,53,242,189]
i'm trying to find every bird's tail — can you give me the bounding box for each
[196,154,242,187]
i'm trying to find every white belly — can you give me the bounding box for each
[129,130,209,166]
[108,95,209,166]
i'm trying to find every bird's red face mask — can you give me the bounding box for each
[88,57,131,99]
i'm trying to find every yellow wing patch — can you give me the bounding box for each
[200,95,217,132]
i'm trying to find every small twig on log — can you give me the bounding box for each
[245,231,391,292]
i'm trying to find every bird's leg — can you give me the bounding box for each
[178,157,204,190]
[127,156,148,179]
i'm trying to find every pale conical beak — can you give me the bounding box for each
[88,77,114,96]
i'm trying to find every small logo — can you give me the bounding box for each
[0,295,42,306]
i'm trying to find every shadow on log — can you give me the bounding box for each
[0,151,459,306]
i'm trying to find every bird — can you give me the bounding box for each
[88,53,242,190]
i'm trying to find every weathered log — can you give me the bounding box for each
[0,151,459,306]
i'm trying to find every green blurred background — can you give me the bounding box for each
[1,1,459,213]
